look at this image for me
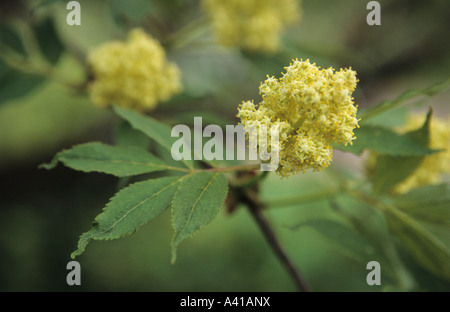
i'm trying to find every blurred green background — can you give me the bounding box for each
[0,0,449,291]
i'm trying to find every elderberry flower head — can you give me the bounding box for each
[202,0,301,52]
[237,59,359,177]
[88,29,181,112]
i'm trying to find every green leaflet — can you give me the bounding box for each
[335,125,436,156]
[328,201,401,285]
[383,206,450,281]
[362,106,408,128]
[291,219,375,263]
[0,18,63,105]
[71,175,189,258]
[393,184,450,225]
[113,106,194,170]
[371,156,423,195]
[359,78,450,122]
[34,17,65,65]
[0,66,44,106]
[371,108,433,194]
[31,0,64,9]
[111,0,155,23]
[170,171,228,263]
[114,120,150,150]
[40,142,174,177]
[112,121,152,190]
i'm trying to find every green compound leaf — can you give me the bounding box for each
[113,106,194,170]
[0,66,44,105]
[359,78,450,122]
[291,219,376,263]
[362,106,408,128]
[170,171,228,263]
[40,142,172,177]
[371,156,423,195]
[383,206,450,281]
[114,120,150,150]
[393,184,450,225]
[371,108,433,194]
[35,17,64,65]
[335,125,436,156]
[71,175,189,258]
[111,0,155,23]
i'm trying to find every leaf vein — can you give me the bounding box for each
[178,172,220,238]
[89,174,191,239]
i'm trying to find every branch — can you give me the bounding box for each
[240,189,311,292]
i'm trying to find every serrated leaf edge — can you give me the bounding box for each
[170,172,228,264]
[39,142,185,176]
[71,174,192,259]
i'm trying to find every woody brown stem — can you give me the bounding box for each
[240,189,310,292]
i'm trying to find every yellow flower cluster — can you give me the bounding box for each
[237,59,359,177]
[88,29,181,112]
[202,0,301,52]
[393,114,450,194]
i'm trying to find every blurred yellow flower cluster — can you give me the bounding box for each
[237,59,359,177]
[393,114,450,194]
[88,29,181,112]
[202,0,301,52]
